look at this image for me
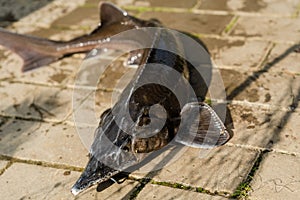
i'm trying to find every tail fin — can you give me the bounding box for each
[0,28,62,72]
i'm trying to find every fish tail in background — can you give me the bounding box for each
[0,27,63,72]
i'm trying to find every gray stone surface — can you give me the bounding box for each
[0,51,81,86]
[140,12,233,35]
[266,43,300,74]
[0,82,83,122]
[0,162,139,200]
[215,69,300,107]
[131,146,258,193]
[227,104,287,149]
[272,110,300,154]
[0,161,8,172]
[250,153,300,200]
[231,16,300,42]
[134,0,198,8]
[0,119,88,167]
[202,38,269,69]
[198,0,300,15]
[136,184,227,200]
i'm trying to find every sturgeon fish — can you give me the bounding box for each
[0,2,158,71]
[70,5,231,196]
[0,1,230,196]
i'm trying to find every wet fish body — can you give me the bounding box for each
[70,8,230,196]
[0,2,231,196]
[0,2,158,71]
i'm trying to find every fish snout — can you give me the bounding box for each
[71,155,119,195]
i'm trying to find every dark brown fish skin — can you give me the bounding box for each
[71,28,187,195]
[71,24,230,195]
[0,2,159,71]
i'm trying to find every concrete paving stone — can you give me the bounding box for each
[0,162,139,200]
[0,0,53,27]
[52,3,139,28]
[85,0,136,7]
[0,82,82,121]
[0,160,8,172]
[51,6,99,28]
[264,43,300,74]
[0,119,89,167]
[0,50,82,86]
[250,152,300,200]
[134,0,198,8]
[131,146,258,194]
[9,0,86,33]
[213,68,300,107]
[271,110,300,154]
[136,184,227,200]
[198,0,300,15]
[69,89,114,127]
[140,12,233,35]
[231,16,300,43]
[202,38,269,69]
[226,104,289,149]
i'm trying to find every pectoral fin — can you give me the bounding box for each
[175,102,230,148]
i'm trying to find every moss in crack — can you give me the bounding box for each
[195,186,210,194]
[223,16,239,34]
[0,160,13,176]
[151,180,193,190]
[0,154,84,172]
[231,150,268,199]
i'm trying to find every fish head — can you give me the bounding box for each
[71,109,139,196]
[71,154,120,196]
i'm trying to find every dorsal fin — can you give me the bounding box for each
[99,2,128,25]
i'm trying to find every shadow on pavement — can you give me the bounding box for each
[0,0,54,27]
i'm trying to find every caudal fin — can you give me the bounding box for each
[0,28,62,72]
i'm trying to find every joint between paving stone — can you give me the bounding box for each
[231,149,269,199]
[0,160,13,176]
[256,42,276,69]
[292,2,300,18]
[129,177,152,199]
[222,16,239,35]
[128,175,231,199]
[0,154,84,172]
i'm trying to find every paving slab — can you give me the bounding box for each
[0,119,88,167]
[134,0,198,8]
[131,146,258,194]
[136,184,227,200]
[0,162,139,200]
[250,152,300,200]
[265,43,300,74]
[214,69,300,107]
[0,160,8,172]
[0,50,82,86]
[226,104,288,149]
[202,38,269,69]
[197,0,300,15]
[0,0,54,27]
[9,0,86,33]
[231,16,300,43]
[0,82,81,121]
[271,110,300,154]
[140,12,233,35]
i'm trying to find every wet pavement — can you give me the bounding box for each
[0,0,300,199]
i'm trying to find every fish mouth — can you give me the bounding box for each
[71,155,119,196]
